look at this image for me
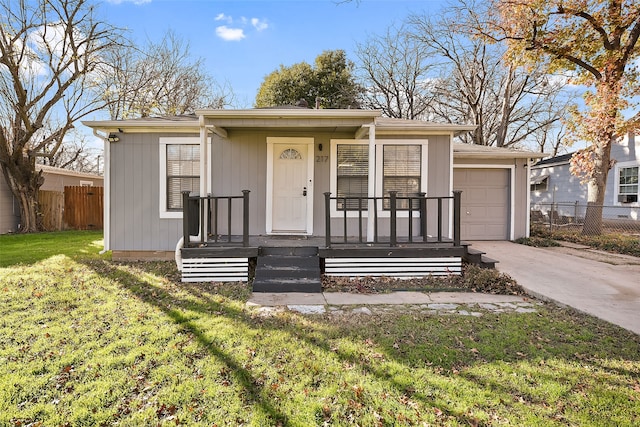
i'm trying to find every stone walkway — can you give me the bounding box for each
[247,291,542,316]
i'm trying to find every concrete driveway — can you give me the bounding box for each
[472,241,640,336]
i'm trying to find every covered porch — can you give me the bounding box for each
[179,190,494,290]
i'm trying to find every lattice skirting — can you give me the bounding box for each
[324,257,462,278]
[181,258,249,283]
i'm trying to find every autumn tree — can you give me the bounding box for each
[476,0,640,234]
[0,0,124,232]
[255,50,363,108]
[99,30,233,120]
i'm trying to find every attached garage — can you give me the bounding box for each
[453,143,546,241]
[454,168,511,240]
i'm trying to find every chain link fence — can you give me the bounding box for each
[531,202,640,236]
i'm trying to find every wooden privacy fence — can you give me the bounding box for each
[39,190,64,231]
[64,186,103,230]
[38,186,103,231]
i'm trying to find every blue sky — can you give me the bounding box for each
[99,0,444,108]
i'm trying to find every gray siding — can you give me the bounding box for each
[0,174,19,234]
[109,130,456,250]
[210,129,356,236]
[426,135,453,237]
[327,135,453,238]
[110,132,187,251]
[513,158,529,239]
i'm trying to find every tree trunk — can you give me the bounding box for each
[581,136,613,236]
[0,158,44,233]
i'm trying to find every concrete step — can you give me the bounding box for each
[479,255,498,269]
[464,247,498,269]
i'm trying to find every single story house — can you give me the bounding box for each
[530,132,639,222]
[84,108,543,289]
[0,164,103,234]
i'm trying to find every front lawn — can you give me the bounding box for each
[1,232,639,426]
[0,230,107,267]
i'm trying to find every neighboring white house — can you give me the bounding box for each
[530,132,639,222]
[0,165,104,234]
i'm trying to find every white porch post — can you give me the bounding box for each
[199,115,209,239]
[367,123,376,242]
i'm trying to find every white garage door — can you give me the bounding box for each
[454,168,510,240]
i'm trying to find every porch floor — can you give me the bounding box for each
[180,235,497,287]
[181,235,487,265]
[188,235,462,249]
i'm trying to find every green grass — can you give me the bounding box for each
[1,232,639,426]
[0,230,108,267]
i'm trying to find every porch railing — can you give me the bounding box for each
[323,191,461,248]
[182,190,250,248]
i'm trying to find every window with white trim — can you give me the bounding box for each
[159,137,205,219]
[336,144,368,210]
[166,144,200,210]
[618,166,638,203]
[330,139,428,217]
[382,145,421,210]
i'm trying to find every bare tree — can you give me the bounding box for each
[0,0,125,232]
[38,129,99,172]
[408,10,573,149]
[356,25,435,119]
[100,30,232,120]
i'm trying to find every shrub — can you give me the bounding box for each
[461,264,525,295]
[514,236,560,247]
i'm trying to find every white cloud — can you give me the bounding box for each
[251,18,268,32]
[214,13,268,41]
[215,13,232,23]
[215,26,245,42]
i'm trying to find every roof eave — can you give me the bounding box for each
[357,124,476,138]
[82,120,199,133]
[195,108,382,120]
[454,150,547,160]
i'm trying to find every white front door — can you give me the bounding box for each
[267,139,314,234]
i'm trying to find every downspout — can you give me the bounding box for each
[92,129,110,254]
